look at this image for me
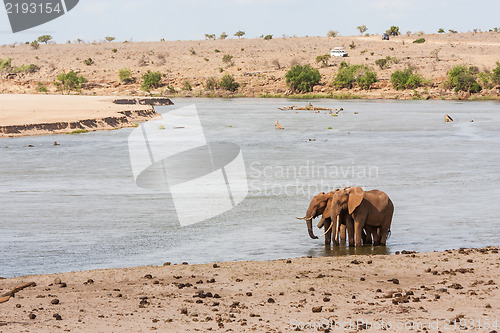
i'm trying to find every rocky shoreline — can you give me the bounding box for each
[0,247,498,332]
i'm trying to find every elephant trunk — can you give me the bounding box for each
[306,219,318,239]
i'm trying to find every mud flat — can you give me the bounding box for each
[0,247,498,332]
[0,95,171,137]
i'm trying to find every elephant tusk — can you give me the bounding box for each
[319,220,334,238]
[334,215,340,244]
[296,216,307,220]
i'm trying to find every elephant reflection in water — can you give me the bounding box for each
[297,187,394,246]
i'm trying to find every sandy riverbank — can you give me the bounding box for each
[0,247,498,332]
[1,32,499,99]
[0,95,170,137]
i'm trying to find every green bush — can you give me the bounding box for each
[222,54,234,64]
[219,74,239,91]
[182,80,192,91]
[30,40,40,49]
[37,82,48,93]
[332,62,377,90]
[118,68,134,83]
[15,64,40,73]
[447,65,482,93]
[141,70,162,92]
[56,70,87,92]
[375,58,388,69]
[315,54,330,67]
[205,77,218,90]
[390,68,424,90]
[356,68,378,89]
[285,65,321,93]
[263,34,273,40]
[0,58,13,71]
[492,62,500,85]
[105,36,115,42]
[413,38,425,44]
[438,28,445,33]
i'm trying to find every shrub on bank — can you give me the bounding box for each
[141,70,162,92]
[285,65,321,93]
[390,68,424,90]
[332,62,377,90]
[56,70,87,93]
[219,74,239,91]
[446,65,482,93]
[118,68,134,84]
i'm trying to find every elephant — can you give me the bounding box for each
[296,190,356,246]
[330,187,394,246]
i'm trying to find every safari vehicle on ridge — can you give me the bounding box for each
[330,47,348,57]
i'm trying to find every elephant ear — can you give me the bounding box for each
[348,187,364,215]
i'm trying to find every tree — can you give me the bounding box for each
[219,32,228,40]
[234,30,245,39]
[205,34,216,40]
[386,26,400,36]
[263,34,273,40]
[141,70,162,92]
[326,30,338,37]
[357,25,368,35]
[438,28,445,33]
[315,54,330,68]
[105,36,115,42]
[285,65,321,92]
[37,35,52,44]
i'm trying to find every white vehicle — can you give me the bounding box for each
[330,47,348,57]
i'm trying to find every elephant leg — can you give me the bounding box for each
[346,215,354,246]
[379,225,389,246]
[339,224,346,245]
[354,220,363,247]
[362,228,372,245]
[323,218,332,245]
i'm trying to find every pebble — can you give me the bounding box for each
[311,306,322,313]
[28,313,36,320]
[267,298,275,303]
[53,314,62,320]
[51,299,60,305]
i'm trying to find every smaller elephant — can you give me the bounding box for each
[330,187,394,246]
[297,190,359,246]
[296,191,337,244]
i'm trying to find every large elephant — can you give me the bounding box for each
[296,190,354,246]
[330,187,394,246]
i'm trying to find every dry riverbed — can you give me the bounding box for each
[0,247,498,332]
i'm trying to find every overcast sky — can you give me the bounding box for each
[1,0,499,44]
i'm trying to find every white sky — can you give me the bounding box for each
[0,0,499,44]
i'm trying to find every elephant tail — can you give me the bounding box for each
[386,229,391,239]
